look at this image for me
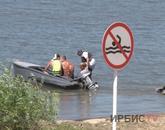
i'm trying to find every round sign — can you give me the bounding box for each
[102,22,134,70]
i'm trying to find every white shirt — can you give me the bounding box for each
[81,51,96,71]
[89,58,96,70]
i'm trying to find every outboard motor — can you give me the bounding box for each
[80,72,99,90]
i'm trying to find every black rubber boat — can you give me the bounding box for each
[12,61,82,89]
[156,86,165,95]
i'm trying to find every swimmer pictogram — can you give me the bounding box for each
[105,35,131,54]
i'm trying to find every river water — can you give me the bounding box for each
[0,0,164,120]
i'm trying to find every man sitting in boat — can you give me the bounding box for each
[60,56,74,78]
[44,53,63,76]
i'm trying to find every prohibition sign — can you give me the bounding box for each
[102,22,134,70]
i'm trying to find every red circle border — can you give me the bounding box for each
[102,22,134,70]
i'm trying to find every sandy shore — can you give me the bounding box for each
[54,114,165,130]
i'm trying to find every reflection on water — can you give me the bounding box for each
[42,85,99,119]
[58,89,98,119]
[57,87,165,120]
[42,82,165,120]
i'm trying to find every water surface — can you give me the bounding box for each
[0,0,164,119]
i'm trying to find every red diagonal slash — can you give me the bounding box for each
[109,31,128,60]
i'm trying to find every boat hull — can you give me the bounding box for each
[12,61,81,89]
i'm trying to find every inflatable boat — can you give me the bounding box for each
[12,60,99,90]
[156,86,165,95]
[12,61,81,89]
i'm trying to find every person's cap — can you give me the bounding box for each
[77,49,83,56]
[53,53,60,59]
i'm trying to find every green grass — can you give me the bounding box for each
[0,68,59,130]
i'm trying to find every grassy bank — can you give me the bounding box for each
[0,68,59,130]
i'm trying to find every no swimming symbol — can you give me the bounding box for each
[105,35,131,54]
[102,22,134,70]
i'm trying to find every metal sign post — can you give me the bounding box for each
[102,22,134,130]
[112,71,118,130]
